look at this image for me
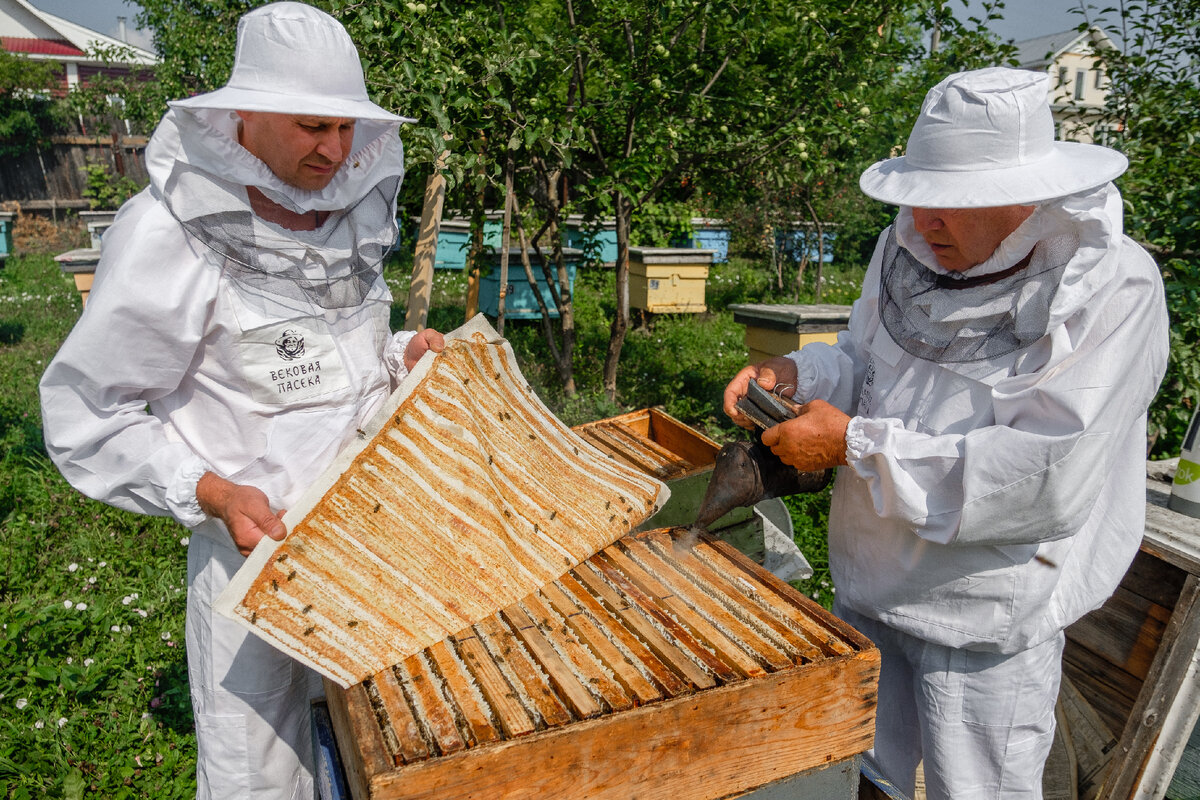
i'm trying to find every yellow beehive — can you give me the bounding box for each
[630,247,713,314]
[730,303,852,363]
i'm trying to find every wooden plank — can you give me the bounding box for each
[1065,585,1171,681]
[622,536,795,671]
[367,652,880,800]
[539,580,663,705]
[475,614,574,729]
[1100,574,1200,799]
[1121,548,1187,611]
[1063,639,1141,738]
[642,532,824,664]
[373,666,430,764]
[1060,675,1116,800]
[698,537,860,656]
[600,546,764,679]
[398,654,466,757]
[323,678,392,799]
[522,591,634,712]
[426,640,502,748]
[573,562,716,690]
[501,603,605,719]
[574,429,641,471]
[645,407,720,470]
[584,423,692,480]
[590,551,742,683]
[450,629,537,739]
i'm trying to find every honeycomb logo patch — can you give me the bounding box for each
[275,330,305,361]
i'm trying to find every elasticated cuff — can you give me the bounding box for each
[165,455,214,528]
[844,416,871,467]
[384,330,418,384]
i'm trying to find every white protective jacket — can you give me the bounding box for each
[40,107,415,549]
[789,184,1169,653]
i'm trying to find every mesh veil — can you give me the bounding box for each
[161,160,400,311]
[879,227,1079,363]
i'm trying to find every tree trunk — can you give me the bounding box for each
[497,151,515,335]
[603,191,632,402]
[804,198,825,302]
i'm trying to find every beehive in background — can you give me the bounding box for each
[216,316,669,687]
[629,247,714,314]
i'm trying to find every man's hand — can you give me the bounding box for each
[761,399,851,472]
[196,472,287,556]
[723,356,799,430]
[404,328,446,371]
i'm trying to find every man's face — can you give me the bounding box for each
[910,205,1036,272]
[236,111,356,191]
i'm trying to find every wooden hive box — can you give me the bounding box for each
[629,247,714,314]
[570,407,764,537]
[729,303,851,364]
[1056,472,1200,799]
[324,528,879,800]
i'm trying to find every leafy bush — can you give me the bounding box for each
[80,163,145,212]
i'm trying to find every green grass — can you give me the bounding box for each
[0,255,195,799]
[2,249,864,796]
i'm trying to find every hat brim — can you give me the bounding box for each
[859,142,1128,208]
[170,86,414,124]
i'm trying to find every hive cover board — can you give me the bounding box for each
[216,315,670,687]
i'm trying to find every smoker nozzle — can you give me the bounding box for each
[693,439,831,531]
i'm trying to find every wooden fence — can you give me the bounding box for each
[0,134,149,213]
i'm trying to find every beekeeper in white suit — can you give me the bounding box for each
[40,3,442,797]
[724,67,1168,799]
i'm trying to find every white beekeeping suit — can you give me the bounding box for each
[40,4,416,797]
[760,68,1169,798]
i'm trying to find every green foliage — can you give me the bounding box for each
[0,255,195,799]
[0,50,70,158]
[80,162,144,211]
[1086,0,1200,455]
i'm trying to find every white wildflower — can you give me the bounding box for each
[122,596,134,605]
[137,609,148,618]
[63,600,73,609]
[15,698,28,710]
[68,563,79,572]
[111,625,121,632]
[74,602,87,611]
[180,537,190,546]
[99,561,106,567]
[84,658,94,667]
[57,718,67,728]
[160,631,172,641]
[34,721,44,729]
[88,577,97,584]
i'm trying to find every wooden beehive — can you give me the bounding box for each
[629,247,713,314]
[729,303,852,364]
[325,527,879,800]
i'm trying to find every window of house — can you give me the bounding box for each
[1058,66,1069,88]
[1094,70,1103,89]
[1075,69,1086,100]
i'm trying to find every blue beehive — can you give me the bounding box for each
[563,216,618,265]
[397,217,505,268]
[479,247,582,319]
[669,218,730,263]
[776,228,836,263]
[0,212,13,265]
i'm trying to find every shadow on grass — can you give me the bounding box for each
[0,321,25,345]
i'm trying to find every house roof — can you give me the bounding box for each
[1014,25,1115,70]
[0,0,156,65]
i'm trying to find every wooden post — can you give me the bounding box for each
[404,153,448,332]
